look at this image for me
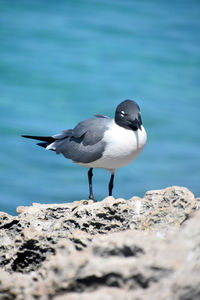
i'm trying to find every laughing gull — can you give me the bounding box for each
[22,99,147,201]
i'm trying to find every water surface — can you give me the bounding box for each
[0,0,200,215]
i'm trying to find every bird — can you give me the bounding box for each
[22,99,147,201]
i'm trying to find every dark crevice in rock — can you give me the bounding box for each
[65,271,161,293]
[0,293,15,300]
[105,224,120,231]
[179,213,190,225]
[96,213,125,223]
[93,245,145,257]
[68,273,123,292]
[12,250,46,273]
[149,266,171,273]
[89,222,104,230]
[70,238,88,250]
[11,239,55,273]
[104,207,116,214]
[82,223,89,228]
[0,256,11,268]
[130,274,149,289]
[62,219,81,231]
[0,219,19,230]
[45,207,69,219]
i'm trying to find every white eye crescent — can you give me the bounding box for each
[120,110,125,117]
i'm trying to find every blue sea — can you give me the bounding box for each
[0,0,200,215]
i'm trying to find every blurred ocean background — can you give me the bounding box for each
[0,0,200,215]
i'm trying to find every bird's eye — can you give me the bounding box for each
[120,110,126,117]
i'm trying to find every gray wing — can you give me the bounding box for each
[52,117,112,163]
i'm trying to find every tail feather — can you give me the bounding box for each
[21,135,55,143]
[37,142,49,148]
[37,142,56,151]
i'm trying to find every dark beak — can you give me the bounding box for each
[130,118,142,131]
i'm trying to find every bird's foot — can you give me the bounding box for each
[89,195,97,202]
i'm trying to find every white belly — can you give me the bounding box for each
[77,121,147,172]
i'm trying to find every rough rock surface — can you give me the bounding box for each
[0,186,199,299]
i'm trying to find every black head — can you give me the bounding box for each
[115,99,142,131]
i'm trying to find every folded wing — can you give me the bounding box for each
[23,117,111,164]
[52,118,111,163]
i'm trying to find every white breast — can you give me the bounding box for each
[78,120,147,172]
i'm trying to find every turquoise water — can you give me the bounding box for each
[0,0,200,215]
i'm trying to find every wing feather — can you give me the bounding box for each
[54,117,111,163]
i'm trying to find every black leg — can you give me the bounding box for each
[108,173,115,196]
[88,168,95,201]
